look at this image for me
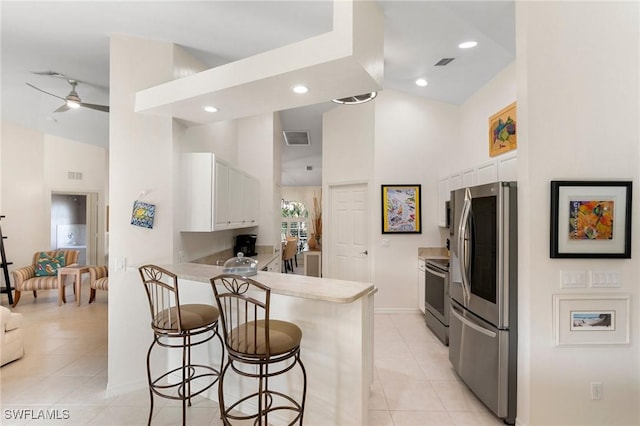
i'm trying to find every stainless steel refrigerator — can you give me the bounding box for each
[448,181,517,425]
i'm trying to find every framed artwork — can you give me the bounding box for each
[131,200,156,229]
[553,294,630,346]
[550,181,632,258]
[489,101,517,157]
[381,185,421,234]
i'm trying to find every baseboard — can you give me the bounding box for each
[374,308,422,315]
[104,379,147,398]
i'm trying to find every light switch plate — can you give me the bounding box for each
[591,271,621,288]
[560,270,588,288]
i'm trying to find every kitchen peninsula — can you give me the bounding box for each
[165,262,376,425]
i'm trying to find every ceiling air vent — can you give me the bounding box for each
[434,57,455,66]
[283,131,310,146]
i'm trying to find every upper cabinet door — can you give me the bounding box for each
[497,152,518,182]
[243,174,260,227]
[181,153,215,232]
[227,167,244,228]
[213,160,230,230]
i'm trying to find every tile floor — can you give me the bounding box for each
[1,282,504,425]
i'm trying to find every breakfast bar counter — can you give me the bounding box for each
[164,262,376,426]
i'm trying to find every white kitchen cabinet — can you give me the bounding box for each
[437,177,450,227]
[227,167,244,228]
[242,174,260,227]
[497,151,518,182]
[475,160,498,185]
[181,152,259,232]
[462,168,475,188]
[449,173,463,191]
[213,160,230,229]
[418,259,426,314]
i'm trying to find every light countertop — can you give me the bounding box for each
[418,247,449,261]
[165,262,375,304]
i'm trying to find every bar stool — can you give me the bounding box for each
[139,265,224,426]
[210,274,307,425]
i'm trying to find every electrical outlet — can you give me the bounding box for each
[591,382,603,400]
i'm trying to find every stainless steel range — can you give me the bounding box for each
[424,257,449,345]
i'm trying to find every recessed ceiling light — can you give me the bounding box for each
[292,85,309,94]
[203,106,218,113]
[458,41,478,49]
[415,78,428,87]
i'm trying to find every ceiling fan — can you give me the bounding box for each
[26,76,109,113]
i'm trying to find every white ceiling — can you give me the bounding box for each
[0,0,515,186]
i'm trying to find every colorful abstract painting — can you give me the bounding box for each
[131,201,156,229]
[381,185,421,234]
[568,200,614,240]
[489,102,517,157]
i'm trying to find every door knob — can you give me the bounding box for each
[360,250,368,255]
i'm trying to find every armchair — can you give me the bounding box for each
[11,250,80,307]
[87,265,108,303]
[1,305,24,366]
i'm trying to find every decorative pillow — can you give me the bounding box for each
[34,252,66,277]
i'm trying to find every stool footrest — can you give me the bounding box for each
[150,364,220,401]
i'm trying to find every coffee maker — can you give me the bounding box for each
[234,234,257,257]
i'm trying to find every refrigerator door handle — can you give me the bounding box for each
[458,188,472,304]
[450,303,497,338]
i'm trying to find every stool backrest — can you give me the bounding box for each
[210,274,271,359]
[139,265,183,334]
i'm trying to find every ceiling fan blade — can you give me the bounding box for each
[26,82,66,101]
[80,102,110,113]
[54,103,71,113]
[32,70,68,79]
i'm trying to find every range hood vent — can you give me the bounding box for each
[435,57,455,66]
[283,131,310,146]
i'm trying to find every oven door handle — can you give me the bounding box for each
[450,303,496,338]
[425,266,446,279]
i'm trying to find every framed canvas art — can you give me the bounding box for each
[381,185,421,234]
[489,102,517,157]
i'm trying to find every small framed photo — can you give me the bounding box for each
[553,294,630,346]
[381,185,421,234]
[550,181,632,258]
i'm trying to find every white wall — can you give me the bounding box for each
[457,62,517,170]
[516,2,639,425]
[373,90,458,310]
[108,34,177,394]
[0,121,107,272]
[237,113,280,248]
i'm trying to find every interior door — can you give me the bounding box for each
[329,183,369,282]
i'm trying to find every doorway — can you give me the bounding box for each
[50,192,99,265]
[328,183,370,282]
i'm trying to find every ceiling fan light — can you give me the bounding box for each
[67,100,81,109]
[331,92,377,105]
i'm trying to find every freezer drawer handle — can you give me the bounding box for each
[450,305,497,338]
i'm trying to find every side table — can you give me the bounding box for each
[58,265,91,306]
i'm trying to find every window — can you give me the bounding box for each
[281,200,309,248]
